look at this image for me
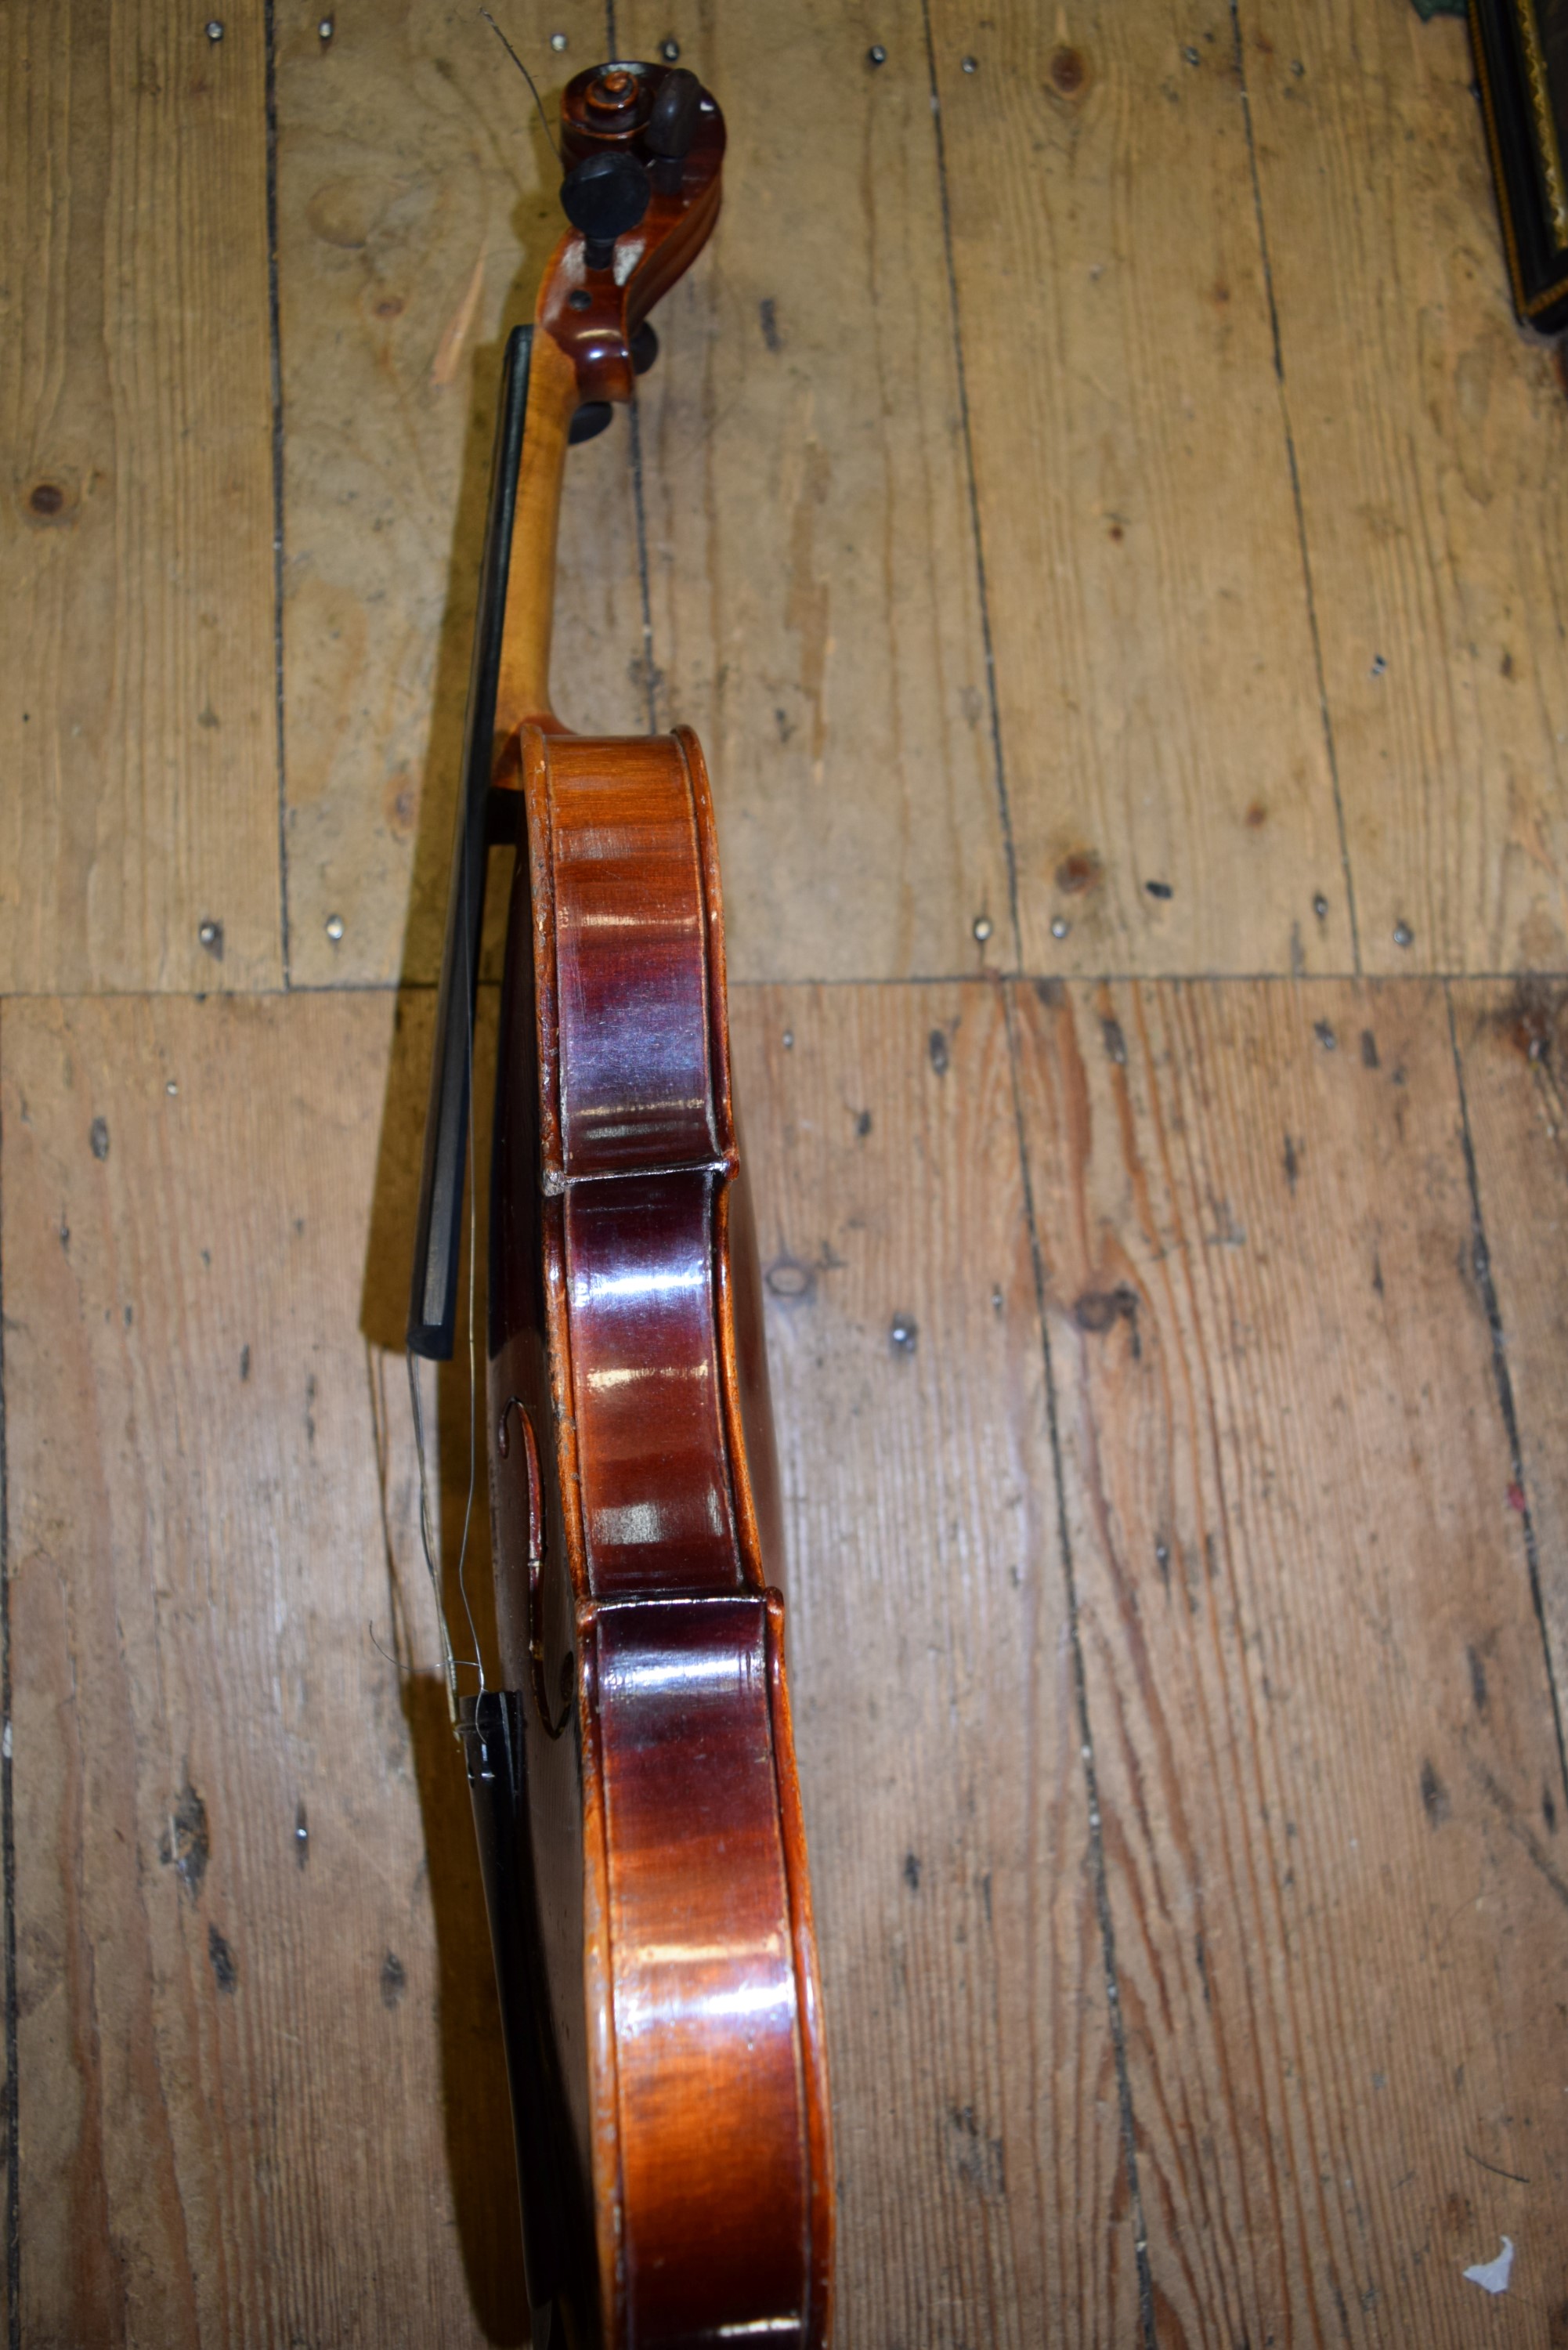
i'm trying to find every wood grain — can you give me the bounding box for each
[728,982,1133,2349]
[1241,3,1568,974]
[12,1,1568,2341]
[607,2,1011,985]
[3,992,524,2348]
[1,0,282,992]
[4,977,1138,2348]
[1014,976,1568,2345]
[275,0,649,989]
[1451,978,1568,1718]
[924,0,1353,978]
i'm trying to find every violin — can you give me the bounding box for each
[406,59,834,2349]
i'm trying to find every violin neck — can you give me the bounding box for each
[493,324,580,740]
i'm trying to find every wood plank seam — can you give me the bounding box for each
[265,0,293,989]
[999,979,1158,2350]
[1227,0,1364,976]
[624,397,660,734]
[0,1037,16,2350]
[916,0,1024,969]
[8,967,1568,1013]
[1443,979,1568,1795]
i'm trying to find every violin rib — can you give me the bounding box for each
[488,728,833,2347]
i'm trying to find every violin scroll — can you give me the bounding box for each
[543,60,726,409]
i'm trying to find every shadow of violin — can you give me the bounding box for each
[352,121,568,2348]
[360,980,526,2345]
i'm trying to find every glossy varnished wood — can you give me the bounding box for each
[452,88,833,2332]
[542,68,726,406]
[565,1173,742,1595]
[538,733,729,1184]
[592,1596,813,2349]
[486,717,829,2343]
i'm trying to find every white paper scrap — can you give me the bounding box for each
[1462,2236,1515,2296]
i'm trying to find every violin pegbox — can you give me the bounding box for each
[542,62,726,414]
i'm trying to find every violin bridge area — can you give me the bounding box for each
[5,2,1568,2345]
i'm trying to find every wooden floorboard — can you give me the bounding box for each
[732,982,1132,2348]
[1241,2,1568,975]
[278,0,1008,989]
[1014,976,1568,2345]
[275,0,654,990]
[3,993,521,2349]
[15,978,1566,2342]
[1452,978,1568,1733]
[9,0,1568,2339]
[925,0,1354,978]
[610,1,1010,985]
[0,1,282,994]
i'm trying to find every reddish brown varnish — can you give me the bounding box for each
[468,63,833,2350]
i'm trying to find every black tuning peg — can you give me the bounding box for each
[645,67,701,192]
[569,401,614,445]
[560,149,651,270]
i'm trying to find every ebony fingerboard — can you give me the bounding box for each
[407,326,533,1360]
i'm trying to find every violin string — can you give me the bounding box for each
[479,9,562,163]
[454,884,486,1698]
[367,1617,417,1676]
[406,1348,470,1708]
